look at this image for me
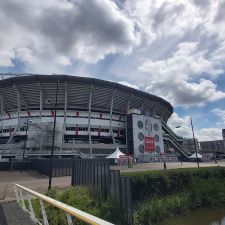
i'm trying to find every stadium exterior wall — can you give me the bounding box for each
[0,74,173,158]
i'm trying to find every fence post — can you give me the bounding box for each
[39,199,49,225]
[121,177,133,225]
[14,186,20,203]
[19,188,26,211]
[66,212,73,225]
[27,192,36,220]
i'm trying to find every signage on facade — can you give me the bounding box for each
[144,136,155,152]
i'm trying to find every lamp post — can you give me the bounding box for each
[175,117,199,168]
[46,80,59,190]
[211,141,216,163]
[21,117,31,173]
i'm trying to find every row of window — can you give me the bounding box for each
[0,128,15,133]
[66,127,125,133]
[66,127,111,132]
[0,127,125,134]
[0,115,125,122]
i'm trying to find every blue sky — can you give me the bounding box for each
[0,0,225,141]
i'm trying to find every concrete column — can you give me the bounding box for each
[141,98,146,111]
[62,82,68,151]
[88,85,93,154]
[15,86,21,131]
[153,102,159,116]
[38,83,43,121]
[125,94,132,153]
[0,95,4,131]
[161,108,167,121]
[109,90,116,145]
[126,94,132,114]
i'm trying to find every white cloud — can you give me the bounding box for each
[168,113,190,129]
[112,0,225,107]
[212,108,225,124]
[0,0,225,108]
[168,113,223,141]
[139,42,225,106]
[118,81,139,90]
[196,128,223,141]
[0,0,139,71]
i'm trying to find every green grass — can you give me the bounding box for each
[133,177,225,225]
[29,186,125,225]
[23,167,225,225]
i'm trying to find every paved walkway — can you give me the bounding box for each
[0,202,35,225]
[0,170,71,201]
[111,161,225,172]
[0,161,224,201]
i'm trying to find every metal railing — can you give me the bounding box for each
[13,183,114,225]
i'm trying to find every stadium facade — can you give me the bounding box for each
[0,74,187,161]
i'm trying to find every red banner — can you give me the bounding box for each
[144,136,155,152]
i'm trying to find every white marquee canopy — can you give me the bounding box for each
[189,153,202,159]
[106,146,125,159]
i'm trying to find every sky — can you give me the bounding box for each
[0,0,225,141]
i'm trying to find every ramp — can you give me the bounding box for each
[0,202,35,225]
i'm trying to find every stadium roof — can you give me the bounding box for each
[0,74,173,121]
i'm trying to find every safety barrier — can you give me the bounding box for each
[13,183,114,225]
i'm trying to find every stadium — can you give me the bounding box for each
[0,74,187,161]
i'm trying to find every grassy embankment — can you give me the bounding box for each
[124,166,225,224]
[29,186,124,225]
[27,166,225,225]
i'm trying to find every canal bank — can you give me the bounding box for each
[160,206,225,225]
[124,166,225,225]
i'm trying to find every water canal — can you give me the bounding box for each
[160,206,225,225]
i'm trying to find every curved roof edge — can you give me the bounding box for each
[0,74,173,113]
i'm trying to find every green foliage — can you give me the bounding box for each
[123,166,225,203]
[30,186,124,225]
[27,167,225,225]
[133,176,225,225]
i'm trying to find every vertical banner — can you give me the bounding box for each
[144,136,155,152]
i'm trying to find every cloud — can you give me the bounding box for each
[0,0,225,109]
[212,108,225,124]
[167,113,194,138]
[168,113,223,141]
[118,81,139,89]
[167,113,190,129]
[113,0,225,107]
[0,0,139,71]
[196,128,223,141]
[139,42,225,106]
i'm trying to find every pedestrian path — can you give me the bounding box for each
[0,202,35,225]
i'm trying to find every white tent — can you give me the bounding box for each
[106,146,125,159]
[189,153,203,159]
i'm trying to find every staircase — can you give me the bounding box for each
[162,120,189,158]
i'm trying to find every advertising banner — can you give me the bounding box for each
[144,136,155,152]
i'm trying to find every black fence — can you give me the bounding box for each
[0,158,134,224]
[0,161,31,171]
[31,158,73,176]
[71,159,110,196]
[71,159,133,225]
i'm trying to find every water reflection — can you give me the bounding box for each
[160,206,225,225]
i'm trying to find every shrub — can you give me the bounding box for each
[133,177,225,225]
[30,186,125,225]
[123,166,225,203]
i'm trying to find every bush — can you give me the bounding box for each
[123,166,225,203]
[30,186,125,225]
[133,177,225,225]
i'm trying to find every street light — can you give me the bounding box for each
[21,118,31,173]
[211,142,217,164]
[175,117,199,168]
[46,80,59,190]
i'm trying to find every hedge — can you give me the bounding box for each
[123,166,225,203]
